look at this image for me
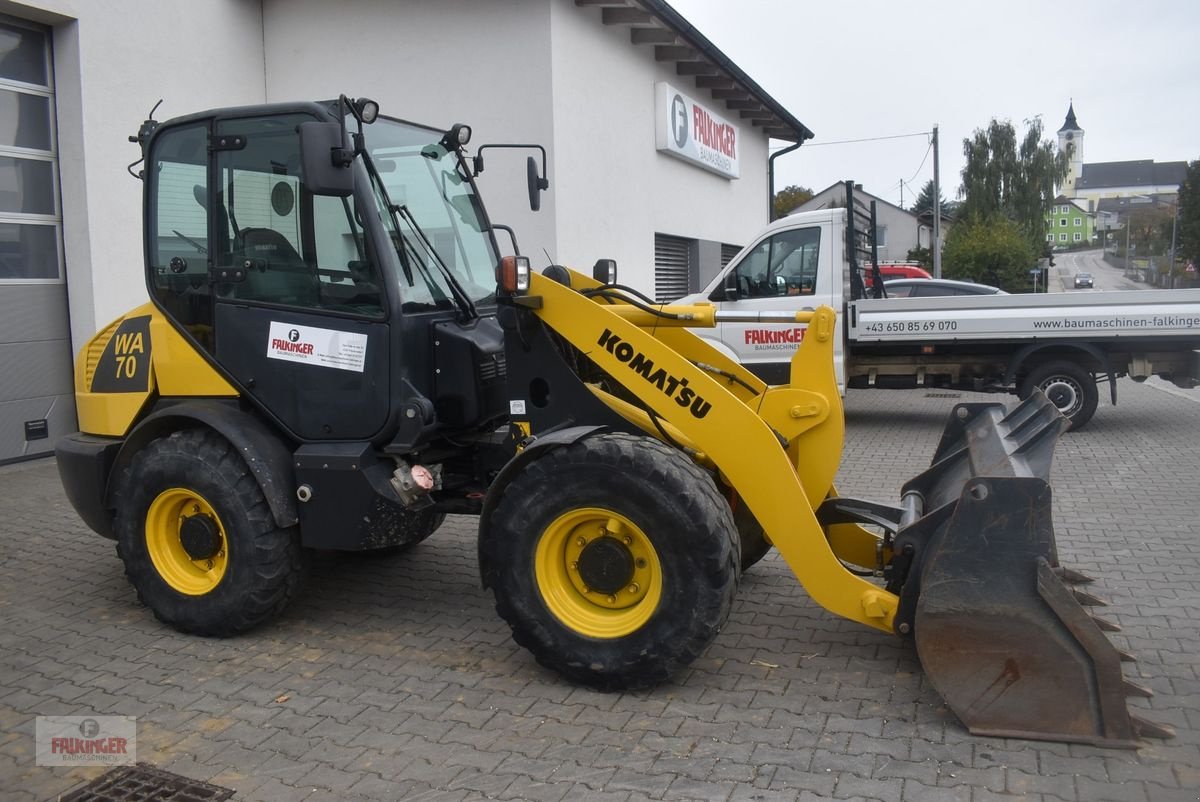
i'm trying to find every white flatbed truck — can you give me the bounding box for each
[680,182,1200,430]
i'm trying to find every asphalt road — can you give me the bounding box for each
[1053,249,1145,293]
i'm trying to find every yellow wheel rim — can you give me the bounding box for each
[534,508,662,639]
[145,488,228,595]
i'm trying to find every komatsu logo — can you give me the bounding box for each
[596,329,712,419]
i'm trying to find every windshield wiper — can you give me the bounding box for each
[393,202,477,320]
[359,147,475,320]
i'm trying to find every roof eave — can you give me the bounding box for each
[578,0,814,143]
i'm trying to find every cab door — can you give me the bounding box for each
[204,114,392,441]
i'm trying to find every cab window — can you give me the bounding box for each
[213,114,384,317]
[711,227,820,301]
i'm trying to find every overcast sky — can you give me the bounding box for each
[667,0,1200,208]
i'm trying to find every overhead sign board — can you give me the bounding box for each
[655,82,740,179]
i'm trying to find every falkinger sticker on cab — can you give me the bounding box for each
[267,321,368,372]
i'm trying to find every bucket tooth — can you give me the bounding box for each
[1053,565,1094,584]
[1072,589,1107,607]
[1091,615,1122,632]
[1123,679,1154,698]
[1132,716,1176,740]
[1117,650,1137,663]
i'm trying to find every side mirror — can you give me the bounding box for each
[299,121,354,197]
[723,271,739,301]
[527,156,549,212]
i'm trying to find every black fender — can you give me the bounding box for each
[1005,341,1118,406]
[477,425,607,587]
[108,400,299,530]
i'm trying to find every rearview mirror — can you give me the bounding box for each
[724,271,739,301]
[527,156,548,212]
[299,121,354,197]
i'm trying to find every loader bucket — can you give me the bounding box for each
[892,394,1173,748]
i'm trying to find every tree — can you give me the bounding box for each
[909,180,951,219]
[773,184,813,219]
[905,245,932,271]
[1179,160,1200,268]
[940,215,1036,291]
[958,118,1068,252]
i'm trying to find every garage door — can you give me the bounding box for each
[0,16,74,463]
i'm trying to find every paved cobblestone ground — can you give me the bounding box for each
[2,380,1198,801]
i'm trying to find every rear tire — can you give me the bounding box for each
[1020,360,1098,431]
[483,433,739,690]
[114,429,305,636]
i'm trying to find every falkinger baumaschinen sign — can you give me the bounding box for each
[655,82,740,179]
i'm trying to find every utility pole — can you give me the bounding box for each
[932,124,942,279]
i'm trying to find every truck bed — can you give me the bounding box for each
[848,289,1200,345]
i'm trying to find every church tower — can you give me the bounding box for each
[1057,102,1084,197]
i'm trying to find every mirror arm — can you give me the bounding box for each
[472,143,550,188]
[490,224,521,256]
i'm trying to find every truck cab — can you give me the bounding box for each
[680,206,849,388]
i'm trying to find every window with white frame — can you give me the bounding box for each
[1059,218,1067,227]
[1047,233,1054,241]
[1059,233,1067,242]
[0,17,60,282]
[1074,232,1082,242]
[1074,218,1081,227]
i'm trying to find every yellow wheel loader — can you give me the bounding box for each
[57,97,1169,748]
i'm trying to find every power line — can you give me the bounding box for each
[772,131,930,150]
[907,140,933,183]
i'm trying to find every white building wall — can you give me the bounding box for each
[549,2,769,295]
[7,0,781,347]
[262,0,557,269]
[2,0,266,353]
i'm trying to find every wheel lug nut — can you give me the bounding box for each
[623,536,632,545]
[576,536,587,547]
[635,558,647,569]
[628,584,639,593]
[607,595,616,603]
[570,561,578,570]
[581,587,590,594]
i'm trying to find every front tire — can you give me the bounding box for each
[114,429,305,636]
[483,434,739,690]
[1020,360,1098,431]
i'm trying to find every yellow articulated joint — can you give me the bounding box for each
[860,589,898,630]
[526,272,894,635]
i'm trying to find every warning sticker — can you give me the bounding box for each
[267,321,368,372]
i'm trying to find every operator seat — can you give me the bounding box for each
[238,227,316,305]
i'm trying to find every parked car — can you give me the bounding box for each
[883,278,1007,298]
[863,262,932,288]
[1074,272,1094,288]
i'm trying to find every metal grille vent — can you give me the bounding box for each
[721,243,742,267]
[83,318,121,389]
[479,351,506,383]
[654,234,691,302]
[62,763,234,801]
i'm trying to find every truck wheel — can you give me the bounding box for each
[484,433,739,690]
[114,429,305,636]
[1020,360,1099,431]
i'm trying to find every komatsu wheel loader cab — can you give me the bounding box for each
[56,97,518,634]
[57,96,1170,750]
